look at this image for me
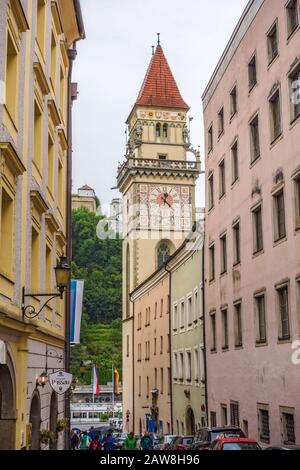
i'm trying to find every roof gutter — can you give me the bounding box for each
[73,0,86,40]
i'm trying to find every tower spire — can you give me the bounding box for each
[157,32,160,45]
[135,42,189,110]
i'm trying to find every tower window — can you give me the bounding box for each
[156,123,161,138]
[157,240,171,268]
[162,123,168,138]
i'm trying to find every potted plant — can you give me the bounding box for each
[56,418,69,432]
[40,429,55,445]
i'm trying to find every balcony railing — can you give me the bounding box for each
[117,157,200,184]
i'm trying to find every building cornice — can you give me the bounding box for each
[202,0,264,110]
[0,142,26,175]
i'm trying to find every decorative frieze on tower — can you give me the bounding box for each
[117,40,200,432]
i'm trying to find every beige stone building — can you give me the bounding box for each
[0,0,84,449]
[117,41,200,432]
[169,232,205,436]
[72,184,97,212]
[203,0,300,446]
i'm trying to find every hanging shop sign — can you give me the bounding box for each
[49,370,73,395]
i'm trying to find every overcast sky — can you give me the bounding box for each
[72,0,249,210]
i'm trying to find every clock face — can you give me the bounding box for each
[149,186,180,209]
[138,184,191,230]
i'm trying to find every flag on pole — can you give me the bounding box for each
[70,280,84,344]
[93,365,100,395]
[114,367,119,395]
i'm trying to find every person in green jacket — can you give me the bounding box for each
[124,432,137,450]
[80,431,92,450]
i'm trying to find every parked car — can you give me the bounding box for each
[191,426,246,450]
[210,437,261,451]
[264,445,300,451]
[170,436,194,450]
[157,435,177,450]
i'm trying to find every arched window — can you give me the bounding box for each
[156,123,161,138]
[162,123,168,138]
[157,240,171,268]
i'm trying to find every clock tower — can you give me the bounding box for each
[117,41,200,430]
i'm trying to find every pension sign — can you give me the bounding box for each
[49,370,73,395]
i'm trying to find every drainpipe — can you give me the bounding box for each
[64,43,76,451]
[201,222,209,426]
[129,296,135,434]
[164,264,173,435]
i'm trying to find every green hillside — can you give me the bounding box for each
[70,207,122,384]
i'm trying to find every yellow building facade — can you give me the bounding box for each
[117,42,200,432]
[0,0,84,450]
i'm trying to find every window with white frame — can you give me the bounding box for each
[200,346,205,383]
[173,303,178,332]
[194,289,199,322]
[194,347,199,382]
[180,300,185,329]
[199,284,203,319]
[187,295,192,326]
[179,352,184,381]
[173,352,178,380]
[186,350,192,382]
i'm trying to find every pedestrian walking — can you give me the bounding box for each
[71,431,79,450]
[89,435,102,451]
[140,432,154,450]
[124,432,137,450]
[102,431,117,450]
[80,430,92,450]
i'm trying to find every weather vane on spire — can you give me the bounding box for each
[157,33,160,45]
[152,45,155,56]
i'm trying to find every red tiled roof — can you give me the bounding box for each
[135,45,189,110]
[79,184,93,191]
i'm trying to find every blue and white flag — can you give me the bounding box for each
[70,280,84,344]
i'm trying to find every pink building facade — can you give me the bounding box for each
[203,0,300,446]
[131,270,171,435]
